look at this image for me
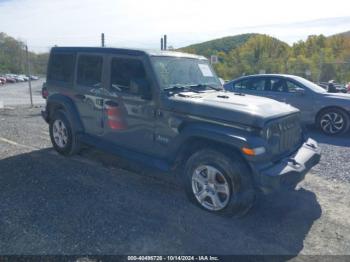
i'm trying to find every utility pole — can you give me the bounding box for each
[25,45,33,107]
[318,50,323,82]
[163,35,167,50]
[101,33,105,47]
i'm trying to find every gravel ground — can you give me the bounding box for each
[0,79,45,107]
[306,126,350,183]
[0,106,349,256]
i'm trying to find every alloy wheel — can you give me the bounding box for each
[191,165,231,211]
[320,112,344,134]
[52,119,68,148]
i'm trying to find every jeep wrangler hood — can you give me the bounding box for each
[166,91,299,128]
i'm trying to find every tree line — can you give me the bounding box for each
[181,33,350,83]
[1,31,350,83]
[0,32,48,75]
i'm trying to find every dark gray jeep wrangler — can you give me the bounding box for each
[42,47,321,216]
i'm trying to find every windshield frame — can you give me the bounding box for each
[150,55,222,92]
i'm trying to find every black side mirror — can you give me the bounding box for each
[130,79,152,100]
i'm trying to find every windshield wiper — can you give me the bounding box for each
[163,85,200,94]
[189,84,222,91]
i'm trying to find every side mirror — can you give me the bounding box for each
[130,78,152,100]
[294,87,305,95]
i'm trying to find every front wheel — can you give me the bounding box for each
[317,108,350,135]
[183,149,255,216]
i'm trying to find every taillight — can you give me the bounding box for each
[42,88,48,99]
[106,104,126,130]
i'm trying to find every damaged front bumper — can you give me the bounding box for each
[253,138,321,194]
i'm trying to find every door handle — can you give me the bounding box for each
[75,94,86,100]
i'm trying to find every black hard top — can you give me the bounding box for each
[50,46,207,60]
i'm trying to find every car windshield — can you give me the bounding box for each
[294,76,327,93]
[150,56,222,91]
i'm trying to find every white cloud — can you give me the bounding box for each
[0,0,350,52]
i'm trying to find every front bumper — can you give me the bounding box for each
[254,138,321,194]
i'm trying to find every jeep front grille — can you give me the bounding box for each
[267,114,302,157]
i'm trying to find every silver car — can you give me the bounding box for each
[224,74,350,135]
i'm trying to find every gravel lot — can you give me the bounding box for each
[0,106,349,257]
[0,79,45,107]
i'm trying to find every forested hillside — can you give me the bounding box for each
[1,31,350,82]
[0,32,48,75]
[179,33,257,58]
[180,33,350,83]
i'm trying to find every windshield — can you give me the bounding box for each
[294,76,327,93]
[151,56,222,91]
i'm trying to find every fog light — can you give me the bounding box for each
[242,146,266,156]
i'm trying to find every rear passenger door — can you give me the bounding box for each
[73,53,106,135]
[262,77,288,101]
[101,55,156,154]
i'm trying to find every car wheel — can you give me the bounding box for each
[317,108,350,135]
[183,149,255,216]
[49,110,81,155]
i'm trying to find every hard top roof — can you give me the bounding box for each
[51,46,207,60]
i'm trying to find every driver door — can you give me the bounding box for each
[101,55,156,154]
[265,77,312,122]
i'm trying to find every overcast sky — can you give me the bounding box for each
[0,0,350,53]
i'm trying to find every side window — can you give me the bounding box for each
[48,53,75,83]
[77,55,103,88]
[270,78,288,92]
[110,57,146,95]
[234,80,248,90]
[234,78,265,91]
[286,80,304,93]
[248,78,265,91]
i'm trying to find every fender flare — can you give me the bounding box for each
[180,123,249,148]
[46,94,84,133]
[169,122,258,165]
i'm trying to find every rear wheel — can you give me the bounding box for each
[317,108,349,135]
[49,110,81,155]
[184,149,255,216]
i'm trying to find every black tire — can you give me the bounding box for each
[183,149,255,217]
[317,108,350,136]
[49,110,81,156]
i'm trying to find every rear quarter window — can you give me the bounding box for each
[47,53,75,83]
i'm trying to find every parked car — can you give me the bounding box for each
[0,76,6,85]
[224,74,350,136]
[4,75,16,83]
[336,84,347,93]
[318,81,347,93]
[29,75,39,80]
[41,47,320,216]
[18,74,29,81]
[5,74,23,82]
